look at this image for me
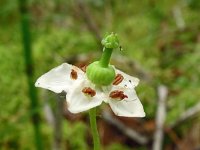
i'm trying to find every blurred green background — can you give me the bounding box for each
[0,0,200,149]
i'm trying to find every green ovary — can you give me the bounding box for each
[86,61,115,86]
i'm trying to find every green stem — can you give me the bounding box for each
[99,48,113,67]
[19,0,43,149]
[89,108,101,150]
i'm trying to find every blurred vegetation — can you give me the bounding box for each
[0,0,200,149]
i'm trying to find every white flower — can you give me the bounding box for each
[35,63,145,117]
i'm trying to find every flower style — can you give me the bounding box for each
[35,33,145,117]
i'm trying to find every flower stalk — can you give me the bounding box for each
[89,108,101,150]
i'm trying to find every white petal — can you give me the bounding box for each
[66,79,104,113]
[101,86,112,103]
[108,86,145,117]
[35,63,84,93]
[114,68,139,88]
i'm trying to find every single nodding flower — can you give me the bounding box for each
[35,33,145,117]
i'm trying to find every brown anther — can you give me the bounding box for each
[70,69,78,80]
[81,65,87,73]
[109,90,128,100]
[82,87,96,97]
[113,74,124,85]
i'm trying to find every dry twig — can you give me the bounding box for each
[43,92,64,150]
[76,0,102,43]
[153,85,168,150]
[172,6,185,30]
[169,102,200,128]
[102,110,148,145]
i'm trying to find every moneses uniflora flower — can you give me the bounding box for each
[35,33,145,117]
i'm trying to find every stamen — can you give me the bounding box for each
[70,69,78,80]
[81,65,87,73]
[82,87,96,97]
[113,74,124,85]
[109,90,128,100]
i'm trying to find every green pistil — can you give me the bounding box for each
[99,48,113,68]
[99,32,119,67]
[86,32,120,86]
